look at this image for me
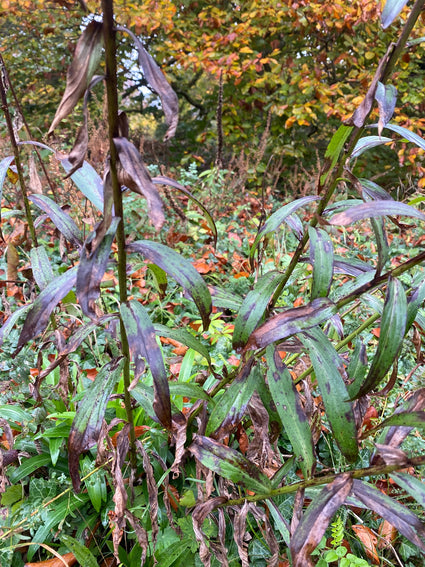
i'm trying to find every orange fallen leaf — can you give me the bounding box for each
[293,297,304,307]
[371,328,381,338]
[352,524,379,564]
[25,552,77,567]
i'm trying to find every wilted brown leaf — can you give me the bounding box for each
[192,497,228,567]
[351,525,379,564]
[136,440,158,547]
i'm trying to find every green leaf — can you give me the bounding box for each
[147,263,168,297]
[330,200,425,226]
[210,285,243,311]
[390,472,425,508]
[154,323,212,366]
[0,304,31,347]
[309,227,333,300]
[189,435,272,494]
[120,300,171,429]
[266,346,315,479]
[30,246,54,290]
[60,158,104,211]
[245,298,337,352]
[30,194,82,248]
[60,534,98,567]
[76,217,120,319]
[131,382,155,420]
[68,357,124,492]
[351,136,392,159]
[320,125,353,184]
[169,382,212,401]
[407,278,425,331]
[351,278,407,399]
[233,270,286,349]
[299,327,358,462]
[14,266,78,355]
[8,454,51,483]
[205,363,258,436]
[382,0,409,28]
[128,240,212,331]
[347,342,368,398]
[250,196,319,264]
[367,410,425,434]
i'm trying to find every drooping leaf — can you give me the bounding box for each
[14,266,78,356]
[206,362,257,437]
[375,82,397,135]
[352,479,425,552]
[381,0,409,28]
[359,178,394,201]
[374,121,425,151]
[361,183,390,275]
[189,435,272,494]
[152,175,217,246]
[407,278,425,331]
[351,136,393,158]
[30,246,54,291]
[290,474,353,567]
[76,217,120,319]
[60,158,104,211]
[266,346,315,479]
[29,194,82,248]
[299,327,359,462]
[390,472,425,509]
[48,21,103,134]
[250,196,319,265]
[128,240,212,330]
[333,255,373,277]
[28,153,43,195]
[60,534,98,567]
[329,200,425,226]
[114,137,165,230]
[351,278,407,399]
[244,298,337,352]
[117,26,178,140]
[154,323,211,366]
[308,227,333,300]
[147,263,168,297]
[120,300,171,429]
[233,270,286,349]
[366,410,425,434]
[68,357,124,492]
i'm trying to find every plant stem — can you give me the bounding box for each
[101,0,136,466]
[0,59,38,247]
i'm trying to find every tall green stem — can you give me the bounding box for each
[101,0,136,465]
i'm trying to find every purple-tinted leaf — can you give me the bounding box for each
[49,21,103,134]
[189,435,272,494]
[390,472,425,509]
[347,341,368,398]
[351,278,407,399]
[244,298,337,352]
[152,175,217,246]
[351,136,393,159]
[382,0,409,28]
[30,246,54,290]
[128,240,212,331]
[407,279,425,331]
[233,271,286,350]
[205,362,257,437]
[76,217,120,319]
[373,121,425,151]
[309,227,333,300]
[60,158,104,211]
[69,357,124,492]
[285,213,304,240]
[333,256,373,277]
[375,82,397,135]
[114,137,165,230]
[352,479,425,551]
[290,474,353,567]
[117,26,178,141]
[266,346,315,479]
[30,194,82,248]
[329,200,425,226]
[359,178,394,201]
[120,300,171,429]
[300,327,359,462]
[14,266,78,356]
[250,196,319,265]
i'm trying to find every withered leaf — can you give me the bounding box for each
[49,21,103,134]
[114,137,165,230]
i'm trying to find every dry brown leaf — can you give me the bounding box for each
[351,524,379,564]
[28,154,43,194]
[25,552,77,567]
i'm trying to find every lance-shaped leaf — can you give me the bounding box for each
[68,357,124,492]
[0,156,14,228]
[61,534,98,567]
[60,158,104,211]
[366,411,425,441]
[351,278,407,399]
[233,270,286,350]
[290,474,353,567]
[347,341,368,398]
[48,21,103,134]
[375,82,397,136]
[114,137,165,230]
[390,472,425,509]
[351,136,393,159]
[333,256,373,277]
[120,300,171,429]
[152,175,217,246]
[300,327,359,462]
[373,121,425,151]
[206,362,257,437]
[189,435,272,494]
[128,240,212,330]
[154,323,211,366]
[361,184,390,276]
[407,278,425,331]
[266,346,315,479]
[117,26,178,141]
[382,0,409,28]
[360,178,394,201]
[76,217,120,319]
[245,298,337,352]
[352,479,425,552]
[131,382,155,421]
[320,125,353,185]
[0,304,31,347]
[329,200,425,226]
[308,227,333,300]
[250,196,319,265]
[30,246,54,290]
[14,266,78,356]
[29,194,82,248]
